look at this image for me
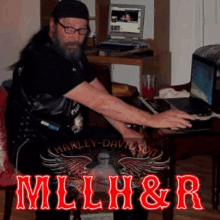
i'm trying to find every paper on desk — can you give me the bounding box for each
[159,88,190,98]
[192,112,220,120]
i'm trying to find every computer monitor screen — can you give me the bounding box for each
[108,4,145,39]
[190,56,216,105]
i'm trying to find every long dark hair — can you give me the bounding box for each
[7,26,50,71]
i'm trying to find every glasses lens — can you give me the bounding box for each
[62,25,88,35]
[65,27,76,34]
[79,28,88,35]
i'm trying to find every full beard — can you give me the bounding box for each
[52,31,83,62]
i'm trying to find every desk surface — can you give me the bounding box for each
[124,94,220,220]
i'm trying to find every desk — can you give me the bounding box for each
[122,92,220,220]
[153,123,220,220]
[86,50,155,96]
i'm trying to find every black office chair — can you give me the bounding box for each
[0,79,17,220]
[193,44,220,210]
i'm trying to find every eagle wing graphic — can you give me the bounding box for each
[40,148,92,179]
[118,151,170,177]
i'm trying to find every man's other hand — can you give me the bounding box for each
[121,127,146,158]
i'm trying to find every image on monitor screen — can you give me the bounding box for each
[190,59,215,105]
[108,4,145,39]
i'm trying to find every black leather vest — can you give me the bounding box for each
[6,66,84,145]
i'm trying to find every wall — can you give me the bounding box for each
[170,0,200,85]
[203,0,220,46]
[0,0,40,83]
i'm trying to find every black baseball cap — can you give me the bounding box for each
[51,0,89,21]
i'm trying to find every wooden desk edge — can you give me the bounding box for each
[86,55,154,66]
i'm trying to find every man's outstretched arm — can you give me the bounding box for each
[64,81,194,129]
[89,78,142,138]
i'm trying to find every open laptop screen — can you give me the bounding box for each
[190,55,216,105]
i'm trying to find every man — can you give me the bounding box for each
[125,13,132,22]
[6,0,194,219]
[89,152,119,193]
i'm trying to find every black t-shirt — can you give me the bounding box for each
[20,28,96,98]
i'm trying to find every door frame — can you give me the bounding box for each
[195,0,204,48]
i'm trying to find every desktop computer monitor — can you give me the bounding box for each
[108,4,145,40]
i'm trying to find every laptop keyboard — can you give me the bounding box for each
[174,99,192,107]
[165,98,211,115]
[167,98,196,108]
[171,118,215,132]
[138,97,219,132]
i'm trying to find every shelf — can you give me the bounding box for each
[86,54,154,66]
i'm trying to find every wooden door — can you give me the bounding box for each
[40,0,59,27]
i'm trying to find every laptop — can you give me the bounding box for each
[157,54,217,115]
[139,54,218,132]
[165,54,217,115]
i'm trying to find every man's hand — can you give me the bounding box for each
[149,109,196,128]
[121,127,146,158]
